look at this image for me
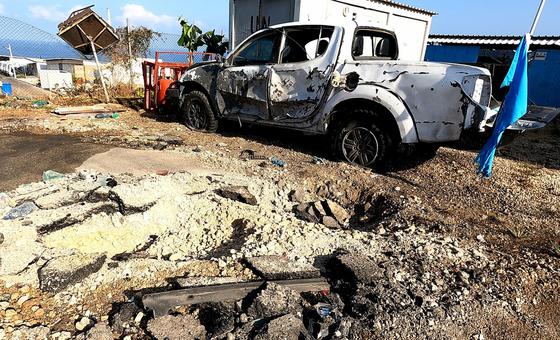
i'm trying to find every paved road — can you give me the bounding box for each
[0,132,110,192]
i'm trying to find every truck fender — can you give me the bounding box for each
[322,86,419,143]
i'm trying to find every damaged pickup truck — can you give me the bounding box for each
[167,22,558,167]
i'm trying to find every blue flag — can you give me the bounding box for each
[475,35,530,177]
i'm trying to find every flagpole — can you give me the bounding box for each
[529,0,547,35]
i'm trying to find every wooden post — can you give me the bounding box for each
[90,40,110,103]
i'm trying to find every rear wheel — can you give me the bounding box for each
[331,111,393,167]
[181,90,218,132]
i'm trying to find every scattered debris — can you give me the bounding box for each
[38,253,106,293]
[247,282,304,319]
[2,201,38,220]
[253,313,311,340]
[32,100,49,108]
[246,255,321,280]
[53,105,126,115]
[143,279,330,317]
[95,113,120,119]
[240,149,268,161]
[293,199,349,227]
[42,170,65,182]
[312,156,326,165]
[147,314,206,340]
[216,186,258,206]
[271,156,287,167]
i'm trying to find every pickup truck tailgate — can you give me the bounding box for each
[508,106,560,131]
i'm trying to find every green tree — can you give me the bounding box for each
[178,18,204,63]
[201,30,228,56]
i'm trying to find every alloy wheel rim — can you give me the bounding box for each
[342,127,379,166]
[185,99,208,130]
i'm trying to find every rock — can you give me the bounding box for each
[293,203,320,224]
[324,200,349,225]
[288,189,306,203]
[330,253,384,286]
[246,255,321,280]
[85,322,112,340]
[216,186,258,206]
[110,302,142,334]
[247,282,303,319]
[75,316,93,332]
[39,253,106,293]
[322,216,341,229]
[147,314,206,340]
[254,314,311,340]
[198,303,236,337]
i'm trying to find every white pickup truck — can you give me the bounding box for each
[167,21,558,167]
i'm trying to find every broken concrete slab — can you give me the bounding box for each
[216,186,258,206]
[330,253,384,286]
[247,282,303,319]
[38,253,106,293]
[147,314,206,340]
[34,202,117,235]
[0,225,43,276]
[254,314,311,340]
[246,256,321,280]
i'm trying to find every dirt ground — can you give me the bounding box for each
[0,97,558,339]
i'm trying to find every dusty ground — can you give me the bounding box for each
[0,97,558,339]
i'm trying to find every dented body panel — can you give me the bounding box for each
[172,21,498,144]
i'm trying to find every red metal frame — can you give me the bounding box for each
[142,51,216,112]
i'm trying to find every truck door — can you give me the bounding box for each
[268,26,340,120]
[217,30,281,120]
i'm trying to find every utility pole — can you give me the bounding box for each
[90,40,110,103]
[529,0,547,36]
[107,8,112,25]
[6,44,14,77]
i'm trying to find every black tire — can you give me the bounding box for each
[330,110,393,167]
[181,90,218,132]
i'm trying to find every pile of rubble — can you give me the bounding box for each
[0,169,558,339]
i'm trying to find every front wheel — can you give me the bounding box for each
[181,90,218,132]
[331,115,393,167]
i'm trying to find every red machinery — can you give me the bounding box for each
[142,51,216,112]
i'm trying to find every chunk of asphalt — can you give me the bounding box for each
[38,253,106,293]
[216,186,258,206]
[147,314,206,340]
[253,314,312,340]
[329,253,384,286]
[246,255,321,280]
[110,302,142,334]
[247,282,303,319]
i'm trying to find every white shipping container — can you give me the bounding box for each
[229,0,435,61]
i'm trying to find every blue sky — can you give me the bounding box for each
[0,1,557,36]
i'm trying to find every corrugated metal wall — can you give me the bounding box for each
[528,50,560,107]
